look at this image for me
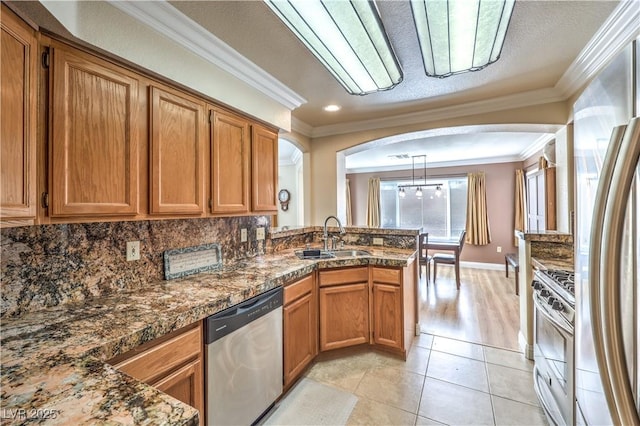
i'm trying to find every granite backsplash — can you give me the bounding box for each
[268,226,418,252]
[1,216,270,318]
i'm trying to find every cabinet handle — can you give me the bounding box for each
[41,192,49,209]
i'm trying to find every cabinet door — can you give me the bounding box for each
[150,86,205,215]
[0,6,37,221]
[153,359,204,426]
[210,109,250,213]
[372,283,403,350]
[50,45,139,216]
[251,125,278,212]
[319,283,369,351]
[283,291,316,387]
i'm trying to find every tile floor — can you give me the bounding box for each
[271,334,548,426]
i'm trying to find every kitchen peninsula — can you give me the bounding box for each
[0,226,418,425]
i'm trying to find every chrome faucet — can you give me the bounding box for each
[323,215,346,251]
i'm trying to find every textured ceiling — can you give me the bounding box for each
[169,0,619,128]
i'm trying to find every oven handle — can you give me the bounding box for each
[533,294,573,336]
[598,117,640,426]
[533,366,560,426]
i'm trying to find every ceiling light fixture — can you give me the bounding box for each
[410,0,515,78]
[398,155,443,198]
[323,104,341,112]
[264,0,403,95]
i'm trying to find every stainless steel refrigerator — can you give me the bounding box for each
[574,40,639,425]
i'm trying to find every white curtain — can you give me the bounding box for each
[465,172,491,245]
[346,178,353,226]
[366,177,380,228]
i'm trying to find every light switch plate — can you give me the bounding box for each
[241,228,248,243]
[497,246,502,253]
[372,237,384,246]
[256,227,265,241]
[126,241,140,261]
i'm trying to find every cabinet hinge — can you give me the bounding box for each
[41,51,50,69]
[41,192,49,209]
[208,198,213,209]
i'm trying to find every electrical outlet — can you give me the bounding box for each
[497,246,502,253]
[372,237,384,246]
[126,241,140,261]
[256,227,265,241]
[241,228,248,243]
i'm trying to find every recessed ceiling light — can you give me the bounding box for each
[323,105,341,112]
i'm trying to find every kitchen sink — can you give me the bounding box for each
[331,249,371,257]
[294,249,371,259]
[294,250,335,260]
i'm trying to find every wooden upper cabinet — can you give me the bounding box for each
[0,6,38,221]
[150,86,205,215]
[49,44,140,217]
[210,109,250,213]
[251,125,278,212]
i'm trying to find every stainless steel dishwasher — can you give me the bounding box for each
[205,287,283,425]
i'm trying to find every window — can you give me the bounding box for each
[380,177,467,239]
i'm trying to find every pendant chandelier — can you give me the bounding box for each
[398,155,443,199]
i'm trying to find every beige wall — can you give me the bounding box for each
[347,161,522,265]
[309,101,569,225]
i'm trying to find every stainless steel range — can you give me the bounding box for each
[532,268,575,426]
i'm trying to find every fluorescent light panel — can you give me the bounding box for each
[411,0,515,78]
[264,0,402,95]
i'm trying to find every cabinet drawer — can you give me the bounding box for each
[284,274,314,305]
[372,267,401,285]
[113,325,202,384]
[319,267,368,287]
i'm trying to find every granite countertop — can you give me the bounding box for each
[515,230,574,244]
[0,245,415,425]
[531,257,574,272]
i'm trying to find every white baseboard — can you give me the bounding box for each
[460,261,504,270]
[519,331,534,360]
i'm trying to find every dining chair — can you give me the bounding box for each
[432,230,466,288]
[418,233,432,282]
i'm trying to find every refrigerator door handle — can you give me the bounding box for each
[599,117,640,425]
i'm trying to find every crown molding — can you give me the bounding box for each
[555,0,640,98]
[108,0,306,111]
[290,117,313,137]
[346,154,525,174]
[300,87,563,138]
[520,134,555,160]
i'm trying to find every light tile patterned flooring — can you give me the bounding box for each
[275,334,547,425]
[272,267,548,425]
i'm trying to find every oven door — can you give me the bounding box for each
[533,293,574,426]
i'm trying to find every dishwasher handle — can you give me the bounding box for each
[205,286,283,344]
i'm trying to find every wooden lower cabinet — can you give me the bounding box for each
[319,268,370,351]
[283,274,317,388]
[109,322,205,425]
[372,283,403,350]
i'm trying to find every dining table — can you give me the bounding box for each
[427,237,463,289]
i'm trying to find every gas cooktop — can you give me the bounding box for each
[535,268,576,307]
